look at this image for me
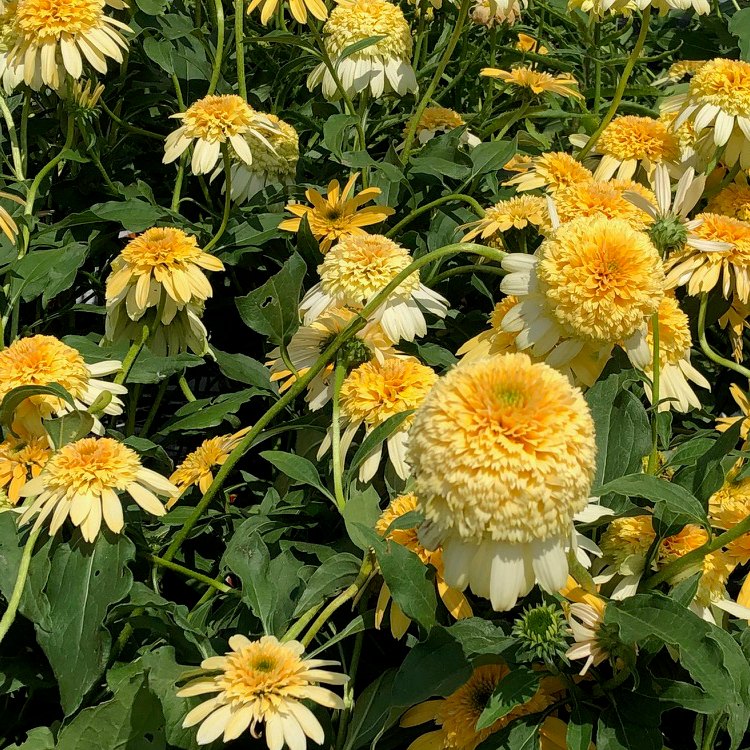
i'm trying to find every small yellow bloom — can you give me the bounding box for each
[707,180,750,223]
[408,106,480,148]
[716,383,750,442]
[503,151,593,193]
[710,478,750,564]
[470,0,524,27]
[461,195,549,242]
[516,33,547,54]
[481,66,583,100]
[456,295,520,362]
[247,0,327,24]
[0,436,50,504]
[279,173,394,254]
[560,577,608,675]
[18,437,177,542]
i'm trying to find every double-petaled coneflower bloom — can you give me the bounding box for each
[178,635,347,749]
[247,0,327,24]
[0,334,126,438]
[481,66,583,100]
[223,114,298,203]
[319,357,437,481]
[0,436,50,505]
[456,296,521,362]
[710,478,750,566]
[553,179,656,231]
[307,0,417,100]
[406,107,480,148]
[575,115,680,181]
[18,437,177,542]
[2,0,130,90]
[279,173,394,254]
[300,234,448,343]
[461,195,549,244]
[164,95,279,176]
[409,354,597,611]
[560,577,609,675]
[664,58,750,170]
[470,0,525,27]
[654,59,706,86]
[503,151,593,193]
[623,294,709,412]
[375,494,472,639]
[266,308,397,411]
[664,213,750,304]
[105,227,224,356]
[516,32,547,54]
[716,383,750,443]
[168,428,251,509]
[597,515,656,599]
[499,216,664,386]
[707,179,750,223]
[401,663,560,750]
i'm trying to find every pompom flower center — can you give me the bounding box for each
[121,227,204,274]
[181,95,256,141]
[16,0,104,37]
[689,58,750,117]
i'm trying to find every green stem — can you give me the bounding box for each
[161,241,503,563]
[20,92,29,175]
[171,154,187,213]
[0,94,24,180]
[207,0,225,95]
[0,525,41,646]
[576,6,651,160]
[203,146,232,253]
[114,323,150,385]
[592,22,602,117]
[145,553,236,594]
[402,0,471,162]
[300,554,374,648]
[281,601,326,642]
[431,264,506,285]
[125,383,142,437]
[235,0,246,99]
[385,193,485,239]
[178,374,197,402]
[698,294,750,382]
[567,548,598,595]
[140,378,170,437]
[647,312,660,474]
[171,73,186,111]
[331,358,347,512]
[701,714,723,750]
[100,102,164,141]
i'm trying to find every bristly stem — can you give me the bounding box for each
[576,5,651,160]
[647,312,661,474]
[698,294,750,382]
[146,553,237,594]
[115,322,150,385]
[0,94,24,180]
[331,358,348,512]
[385,193,485,239]
[235,0,247,99]
[207,0,225,95]
[0,525,42,646]
[203,145,232,253]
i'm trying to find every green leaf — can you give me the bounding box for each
[343,485,382,551]
[383,509,424,537]
[35,533,135,715]
[345,411,413,482]
[475,715,541,750]
[476,667,541,730]
[235,253,307,344]
[729,7,750,60]
[0,384,76,433]
[156,389,259,435]
[42,410,95,449]
[89,199,165,232]
[337,35,386,62]
[261,450,336,503]
[10,244,87,305]
[469,139,515,178]
[6,728,55,749]
[597,694,663,750]
[322,114,360,160]
[293,552,361,616]
[593,474,708,532]
[566,704,595,750]
[212,346,275,391]
[444,618,516,659]
[343,670,399,750]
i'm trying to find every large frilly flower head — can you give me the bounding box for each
[0,334,126,438]
[407,106,480,148]
[178,634,347,749]
[461,196,549,244]
[503,151,593,193]
[481,66,582,100]
[17,437,177,542]
[307,0,417,100]
[408,353,597,611]
[299,234,448,343]
[3,0,130,90]
[164,95,280,175]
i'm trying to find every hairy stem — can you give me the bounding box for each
[331,358,347,512]
[203,146,232,253]
[207,0,225,95]
[0,525,42,646]
[698,294,750,382]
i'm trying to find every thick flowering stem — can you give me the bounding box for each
[280,601,326,643]
[576,6,651,161]
[114,322,150,385]
[178,374,198,402]
[235,0,247,100]
[385,193,485,239]
[207,0,226,96]
[402,0,472,162]
[646,312,660,475]
[145,553,238,594]
[0,525,42,646]
[203,145,232,253]
[299,553,374,648]
[331,358,348,512]
[0,95,24,181]
[697,294,750,382]
[161,241,503,564]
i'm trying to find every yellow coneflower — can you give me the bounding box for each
[716,383,750,442]
[307,0,417,99]
[481,66,583,100]
[266,308,397,411]
[456,296,521,362]
[407,107,480,148]
[401,663,559,750]
[178,635,347,748]
[470,0,524,27]
[247,0,327,24]
[461,195,549,242]
[0,436,50,505]
[654,59,707,86]
[560,577,609,676]
[710,478,750,565]
[319,358,437,481]
[409,354,597,611]
[0,334,126,438]
[707,180,750,223]
[300,234,448,343]
[516,32,547,54]
[18,437,177,542]
[168,427,251,509]
[164,95,279,175]
[4,0,130,90]
[719,298,750,363]
[503,151,593,193]
[278,173,394,253]
[598,515,656,598]
[375,494,472,639]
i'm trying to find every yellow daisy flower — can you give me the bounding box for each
[710,478,750,565]
[319,357,437,482]
[654,59,706,86]
[164,95,279,176]
[4,0,130,90]
[599,515,656,599]
[456,296,522,362]
[375,494,472,639]
[307,0,417,100]
[716,382,750,442]
[461,195,549,242]
[560,577,608,675]
[247,0,327,24]
[407,106,480,148]
[178,635,347,748]
[516,33,547,54]
[707,180,750,223]
[278,173,394,254]
[0,436,50,504]
[470,0,524,27]
[18,437,177,542]
[409,353,597,611]
[503,151,593,193]
[168,427,251,509]
[481,66,583,100]
[0,334,126,439]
